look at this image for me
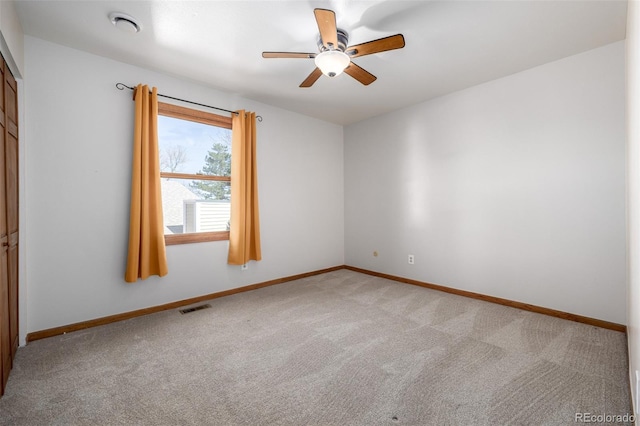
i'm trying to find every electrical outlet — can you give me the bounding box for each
[241,263,248,271]
[373,251,378,257]
[408,254,415,265]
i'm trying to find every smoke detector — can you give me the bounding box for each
[109,12,141,34]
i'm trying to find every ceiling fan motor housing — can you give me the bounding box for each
[318,28,349,53]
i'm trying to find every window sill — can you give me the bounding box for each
[165,231,229,246]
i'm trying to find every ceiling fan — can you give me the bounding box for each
[262,8,405,87]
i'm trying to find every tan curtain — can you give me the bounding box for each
[125,84,168,282]
[228,110,262,265]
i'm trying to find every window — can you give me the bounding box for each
[157,102,232,245]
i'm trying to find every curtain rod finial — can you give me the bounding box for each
[116,82,134,91]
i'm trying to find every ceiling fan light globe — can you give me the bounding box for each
[315,50,350,77]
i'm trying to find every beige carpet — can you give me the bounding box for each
[0,269,632,425]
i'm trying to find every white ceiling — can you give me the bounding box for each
[15,0,627,125]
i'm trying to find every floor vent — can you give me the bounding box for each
[179,304,211,314]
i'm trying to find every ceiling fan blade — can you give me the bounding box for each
[314,8,338,49]
[300,68,323,88]
[344,62,377,86]
[346,34,405,58]
[262,52,316,59]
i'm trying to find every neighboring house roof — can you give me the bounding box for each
[161,179,199,233]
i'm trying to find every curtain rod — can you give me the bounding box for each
[115,83,262,122]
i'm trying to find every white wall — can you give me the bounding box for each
[345,41,626,325]
[0,0,24,77]
[627,0,640,415]
[22,36,344,339]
